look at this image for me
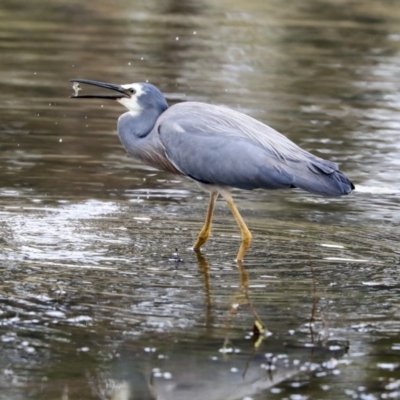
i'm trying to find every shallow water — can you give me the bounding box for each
[1,0,400,399]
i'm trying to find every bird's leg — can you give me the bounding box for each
[193,192,218,250]
[220,191,252,261]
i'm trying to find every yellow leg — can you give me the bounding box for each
[193,192,218,250]
[220,191,252,261]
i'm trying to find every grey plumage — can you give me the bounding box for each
[117,92,353,197]
[71,79,354,260]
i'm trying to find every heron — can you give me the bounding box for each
[70,79,354,261]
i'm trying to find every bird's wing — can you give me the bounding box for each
[157,102,353,196]
[159,102,338,167]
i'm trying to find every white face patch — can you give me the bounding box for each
[117,83,145,115]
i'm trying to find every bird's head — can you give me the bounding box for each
[70,79,168,116]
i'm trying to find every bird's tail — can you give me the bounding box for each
[290,158,354,197]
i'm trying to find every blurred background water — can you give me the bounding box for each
[1,0,400,399]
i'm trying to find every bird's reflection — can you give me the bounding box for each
[194,249,266,341]
[100,331,348,400]
[194,250,213,323]
[85,252,349,400]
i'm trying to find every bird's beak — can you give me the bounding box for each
[70,79,131,99]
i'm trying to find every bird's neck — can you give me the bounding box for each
[133,107,163,138]
[117,107,164,157]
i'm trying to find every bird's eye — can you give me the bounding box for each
[130,88,136,94]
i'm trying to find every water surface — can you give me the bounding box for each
[1,0,400,399]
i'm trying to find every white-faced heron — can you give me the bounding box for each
[70,79,354,260]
